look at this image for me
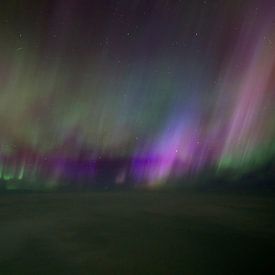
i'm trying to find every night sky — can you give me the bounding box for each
[0,0,274,187]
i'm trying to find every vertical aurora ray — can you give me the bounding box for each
[17,164,24,180]
[218,15,275,170]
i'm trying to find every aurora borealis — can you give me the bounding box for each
[0,0,274,187]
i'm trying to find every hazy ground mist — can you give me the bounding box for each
[0,191,274,274]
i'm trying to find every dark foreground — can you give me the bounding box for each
[0,190,274,274]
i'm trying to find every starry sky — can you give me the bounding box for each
[0,0,274,186]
